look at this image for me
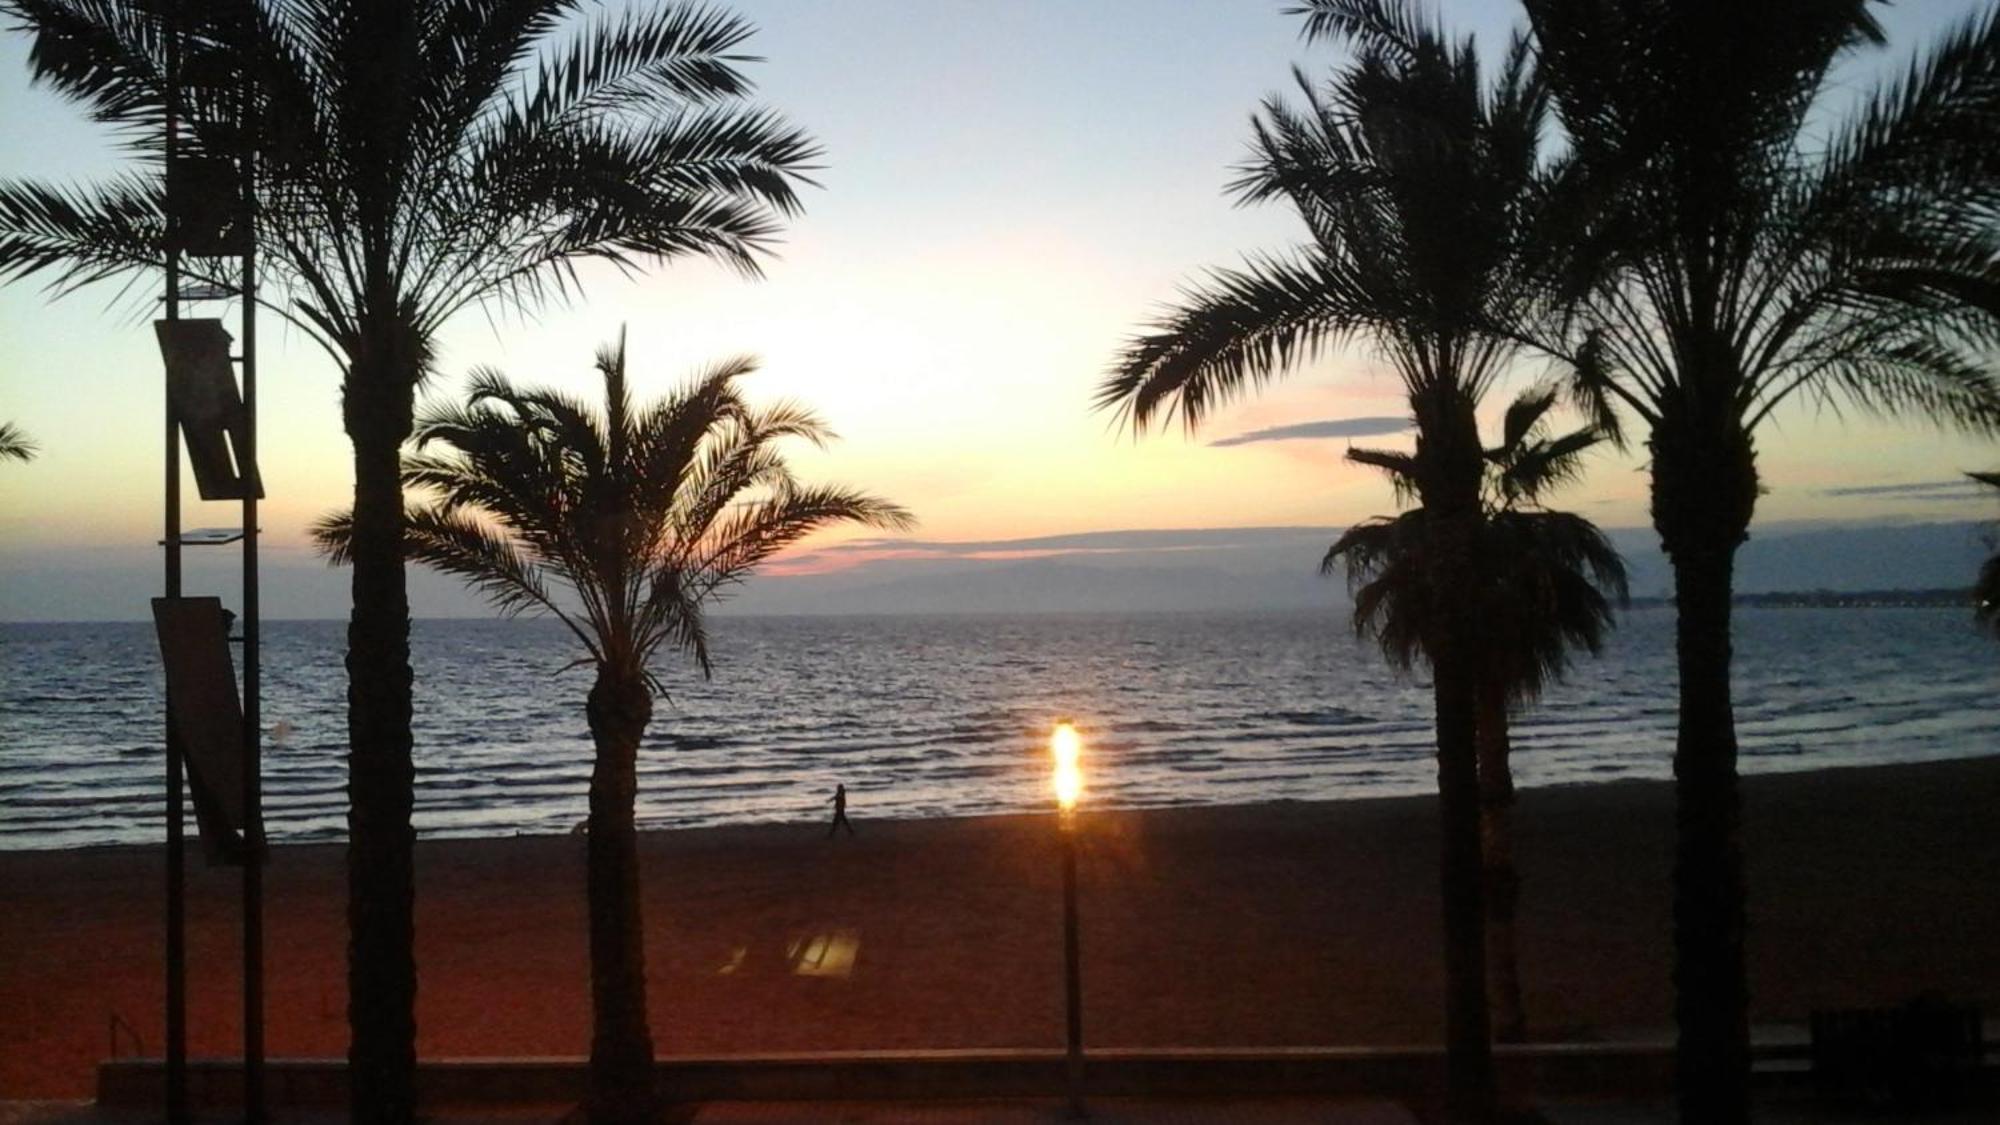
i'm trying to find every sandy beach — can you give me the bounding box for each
[4,755,1998,1099]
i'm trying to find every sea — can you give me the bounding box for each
[1,608,1995,852]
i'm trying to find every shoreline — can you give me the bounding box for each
[9,748,1999,860]
[6,755,1999,1098]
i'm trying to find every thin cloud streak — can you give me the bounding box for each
[1208,416,1409,447]
[1820,479,1987,499]
[768,525,1345,577]
[818,525,1341,555]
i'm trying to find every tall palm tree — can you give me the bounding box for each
[1507,2,2000,1118]
[1099,3,1555,1112]
[317,334,910,1123]
[0,421,35,461]
[1327,385,1626,1043]
[0,2,818,1115]
[1974,471,2000,637]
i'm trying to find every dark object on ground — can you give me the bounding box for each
[1810,996,1984,1110]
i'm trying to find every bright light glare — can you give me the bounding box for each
[1051,720,1083,811]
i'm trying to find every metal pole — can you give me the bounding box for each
[1061,817,1084,1118]
[237,7,266,1115]
[161,1,188,1120]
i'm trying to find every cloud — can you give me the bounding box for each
[1820,479,1987,500]
[818,526,1340,556]
[765,526,1346,577]
[1208,416,1409,447]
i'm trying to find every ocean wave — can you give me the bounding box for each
[4,610,1997,850]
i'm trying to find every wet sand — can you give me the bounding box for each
[5,756,1998,1098]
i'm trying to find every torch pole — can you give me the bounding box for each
[1061,813,1084,1118]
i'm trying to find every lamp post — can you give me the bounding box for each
[1051,719,1085,1118]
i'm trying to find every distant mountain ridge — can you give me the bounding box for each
[0,519,1991,621]
[717,520,1994,616]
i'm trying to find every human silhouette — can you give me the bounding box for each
[826,783,854,838]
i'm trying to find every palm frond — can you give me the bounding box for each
[1786,335,2000,437]
[1344,444,1420,506]
[0,421,38,462]
[1100,252,1370,434]
[633,563,711,676]
[3,0,824,393]
[1475,507,1626,703]
[0,175,163,293]
[1322,510,1418,578]
[1498,384,1560,454]
[627,354,755,530]
[1288,0,1435,63]
[1808,5,2000,232]
[1495,427,1601,506]
[1323,511,1430,670]
[1559,328,1643,445]
[3,0,179,145]
[1329,369,1626,700]
[688,483,914,598]
[512,3,759,135]
[661,393,814,553]
[314,500,598,655]
[364,338,907,683]
[1522,0,2000,515]
[1104,1,1556,445]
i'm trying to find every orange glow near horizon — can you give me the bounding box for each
[1051,720,1083,812]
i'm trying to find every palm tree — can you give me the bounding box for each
[1506,2,2000,1118]
[1098,3,1555,1112]
[1327,386,1626,1044]
[0,2,818,1115]
[0,421,35,461]
[316,334,910,1123]
[1974,471,2000,637]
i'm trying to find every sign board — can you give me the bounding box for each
[156,319,262,502]
[151,596,253,864]
[165,153,249,257]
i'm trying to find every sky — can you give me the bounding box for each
[2,0,1998,620]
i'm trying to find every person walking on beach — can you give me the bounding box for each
[827,783,854,839]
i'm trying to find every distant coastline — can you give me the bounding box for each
[1627,587,1977,610]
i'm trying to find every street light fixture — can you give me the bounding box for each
[1051,718,1086,1118]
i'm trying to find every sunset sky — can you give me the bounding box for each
[3,0,1997,619]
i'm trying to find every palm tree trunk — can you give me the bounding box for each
[585,671,658,1124]
[343,361,417,1125]
[1476,676,1525,1044]
[1653,411,1757,1125]
[1667,540,1750,1124]
[1432,618,1492,1118]
[1412,392,1493,1121]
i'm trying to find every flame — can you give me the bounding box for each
[1051,720,1083,811]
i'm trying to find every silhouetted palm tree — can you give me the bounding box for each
[1099,3,1555,1111]
[1974,471,2000,637]
[1327,385,1626,1043]
[0,422,35,462]
[1506,3,2000,1117]
[316,334,909,1123]
[0,2,818,1115]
